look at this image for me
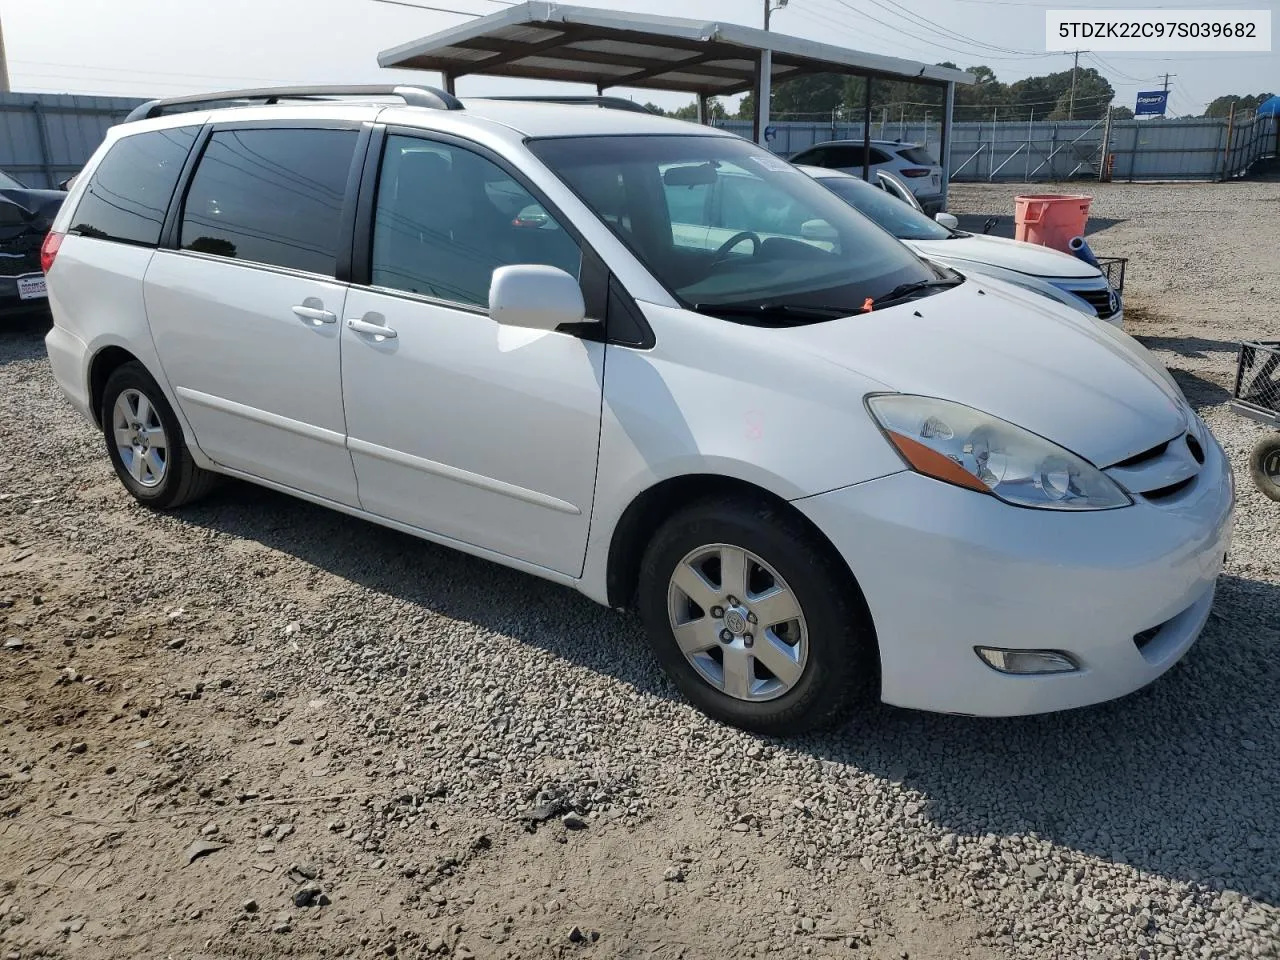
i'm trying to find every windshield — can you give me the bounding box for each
[528,135,938,320]
[818,176,953,241]
[0,170,24,190]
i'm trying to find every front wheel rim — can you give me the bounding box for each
[112,389,168,488]
[667,543,809,702]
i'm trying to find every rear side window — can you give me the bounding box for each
[897,146,937,165]
[181,128,357,277]
[70,127,198,246]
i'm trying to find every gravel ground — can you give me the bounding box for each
[2,180,1279,960]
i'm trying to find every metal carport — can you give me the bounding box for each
[378,2,972,204]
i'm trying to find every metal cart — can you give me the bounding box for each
[1231,340,1280,501]
[1096,256,1128,298]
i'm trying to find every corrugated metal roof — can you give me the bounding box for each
[379,1,974,95]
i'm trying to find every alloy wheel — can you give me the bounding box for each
[667,543,809,702]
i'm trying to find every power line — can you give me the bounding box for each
[368,0,486,16]
[815,0,1066,61]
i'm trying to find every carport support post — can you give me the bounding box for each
[441,73,455,96]
[754,48,772,145]
[861,77,872,182]
[940,81,955,208]
[697,93,709,125]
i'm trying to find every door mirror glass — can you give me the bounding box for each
[489,264,588,331]
[935,212,959,229]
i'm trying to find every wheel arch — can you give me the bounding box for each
[88,345,144,427]
[604,473,872,625]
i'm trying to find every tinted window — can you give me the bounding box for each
[897,146,937,165]
[181,128,357,276]
[71,127,197,246]
[371,135,581,308]
[869,147,892,164]
[0,170,24,189]
[790,147,826,166]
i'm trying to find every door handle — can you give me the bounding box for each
[292,304,337,325]
[347,317,398,340]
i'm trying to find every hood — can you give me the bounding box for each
[779,278,1187,467]
[907,232,1100,279]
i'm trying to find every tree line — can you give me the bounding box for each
[644,63,1274,124]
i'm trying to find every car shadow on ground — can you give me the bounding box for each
[952,213,1125,241]
[173,476,1280,910]
[14,321,1274,911]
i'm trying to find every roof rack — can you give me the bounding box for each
[123,85,463,123]
[476,96,655,115]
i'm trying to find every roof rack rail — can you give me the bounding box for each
[477,96,655,114]
[123,85,463,123]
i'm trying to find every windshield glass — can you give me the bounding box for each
[528,135,938,319]
[0,170,24,189]
[818,176,953,241]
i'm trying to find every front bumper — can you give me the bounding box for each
[794,433,1234,716]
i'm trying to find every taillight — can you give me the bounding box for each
[40,231,64,273]
[900,167,932,178]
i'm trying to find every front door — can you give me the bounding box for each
[340,132,604,576]
[145,125,362,505]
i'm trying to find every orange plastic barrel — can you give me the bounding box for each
[1013,194,1092,252]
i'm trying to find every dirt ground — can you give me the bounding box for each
[2,179,1279,960]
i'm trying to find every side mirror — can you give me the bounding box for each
[935,212,959,229]
[489,264,588,331]
[800,219,839,243]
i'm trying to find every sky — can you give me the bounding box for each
[3,0,1276,117]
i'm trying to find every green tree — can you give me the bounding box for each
[641,102,667,117]
[1047,69,1115,120]
[1109,104,1134,120]
[670,98,727,121]
[1204,92,1275,118]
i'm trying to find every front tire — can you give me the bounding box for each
[1248,432,1280,503]
[100,362,216,509]
[637,496,874,734]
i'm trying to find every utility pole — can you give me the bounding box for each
[1161,72,1175,93]
[0,12,11,95]
[765,0,788,30]
[1068,49,1079,120]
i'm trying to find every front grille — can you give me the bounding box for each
[1072,286,1119,319]
[1143,476,1196,500]
[1104,428,1203,499]
[1111,439,1169,469]
[1186,433,1205,464]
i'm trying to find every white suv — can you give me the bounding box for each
[44,86,1232,733]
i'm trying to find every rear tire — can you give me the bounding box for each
[1248,432,1280,503]
[637,496,875,735]
[100,362,217,509]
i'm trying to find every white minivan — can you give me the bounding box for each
[43,87,1233,733]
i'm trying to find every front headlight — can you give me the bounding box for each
[867,395,1133,510]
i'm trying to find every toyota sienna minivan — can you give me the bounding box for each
[43,86,1233,733]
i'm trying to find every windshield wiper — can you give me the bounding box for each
[693,302,852,324]
[871,277,963,308]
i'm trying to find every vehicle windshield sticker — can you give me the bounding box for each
[750,155,793,173]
